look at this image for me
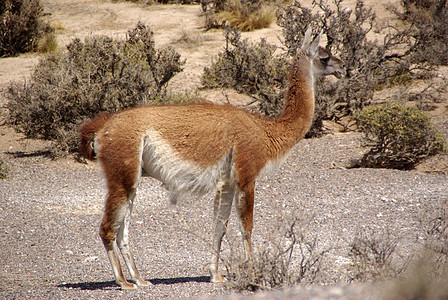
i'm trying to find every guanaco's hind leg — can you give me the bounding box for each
[209,181,235,283]
[235,182,255,262]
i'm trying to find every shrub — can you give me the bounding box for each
[0,0,53,57]
[421,200,448,273]
[394,0,448,66]
[202,27,340,137]
[202,27,289,112]
[0,159,9,179]
[224,212,331,291]
[277,0,443,120]
[383,256,448,300]
[354,102,446,169]
[385,201,448,299]
[204,0,440,136]
[6,23,185,154]
[203,0,448,138]
[203,0,276,31]
[347,228,404,282]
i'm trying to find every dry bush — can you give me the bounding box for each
[0,0,53,57]
[203,0,276,31]
[6,23,185,155]
[393,0,448,66]
[276,0,443,122]
[0,159,9,179]
[223,212,331,291]
[117,0,198,4]
[385,202,448,300]
[204,0,448,137]
[420,199,448,276]
[201,26,339,137]
[203,0,435,136]
[384,257,448,300]
[354,102,446,169]
[202,27,289,112]
[347,228,405,282]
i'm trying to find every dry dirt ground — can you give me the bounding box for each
[1,0,448,299]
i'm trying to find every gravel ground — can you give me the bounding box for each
[1,132,447,299]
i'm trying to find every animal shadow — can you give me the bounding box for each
[58,276,211,290]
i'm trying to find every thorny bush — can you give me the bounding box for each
[394,0,448,66]
[347,228,405,282]
[6,23,185,155]
[224,212,331,291]
[203,0,447,138]
[0,0,53,57]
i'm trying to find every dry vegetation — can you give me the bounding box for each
[203,0,447,161]
[0,0,54,57]
[202,0,277,31]
[6,22,186,155]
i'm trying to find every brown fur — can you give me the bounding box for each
[79,112,113,160]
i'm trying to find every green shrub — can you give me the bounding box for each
[354,102,446,169]
[0,0,53,57]
[6,23,184,154]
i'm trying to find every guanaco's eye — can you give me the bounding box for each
[320,56,330,64]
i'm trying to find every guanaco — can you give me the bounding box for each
[79,27,344,289]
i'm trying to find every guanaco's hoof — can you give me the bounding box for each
[210,274,226,283]
[120,281,138,290]
[136,279,151,287]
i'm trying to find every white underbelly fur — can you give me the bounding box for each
[140,130,233,203]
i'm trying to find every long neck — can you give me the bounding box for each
[280,50,315,129]
[263,50,315,156]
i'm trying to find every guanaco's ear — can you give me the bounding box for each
[301,27,313,50]
[308,29,323,57]
[301,27,322,58]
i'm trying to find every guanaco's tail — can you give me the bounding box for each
[79,112,113,160]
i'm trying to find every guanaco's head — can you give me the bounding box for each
[314,47,345,79]
[300,27,345,79]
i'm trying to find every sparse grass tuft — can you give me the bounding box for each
[0,159,9,179]
[51,21,65,31]
[204,0,276,31]
[172,29,215,48]
[37,32,58,53]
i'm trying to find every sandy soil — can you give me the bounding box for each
[1,0,447,299]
